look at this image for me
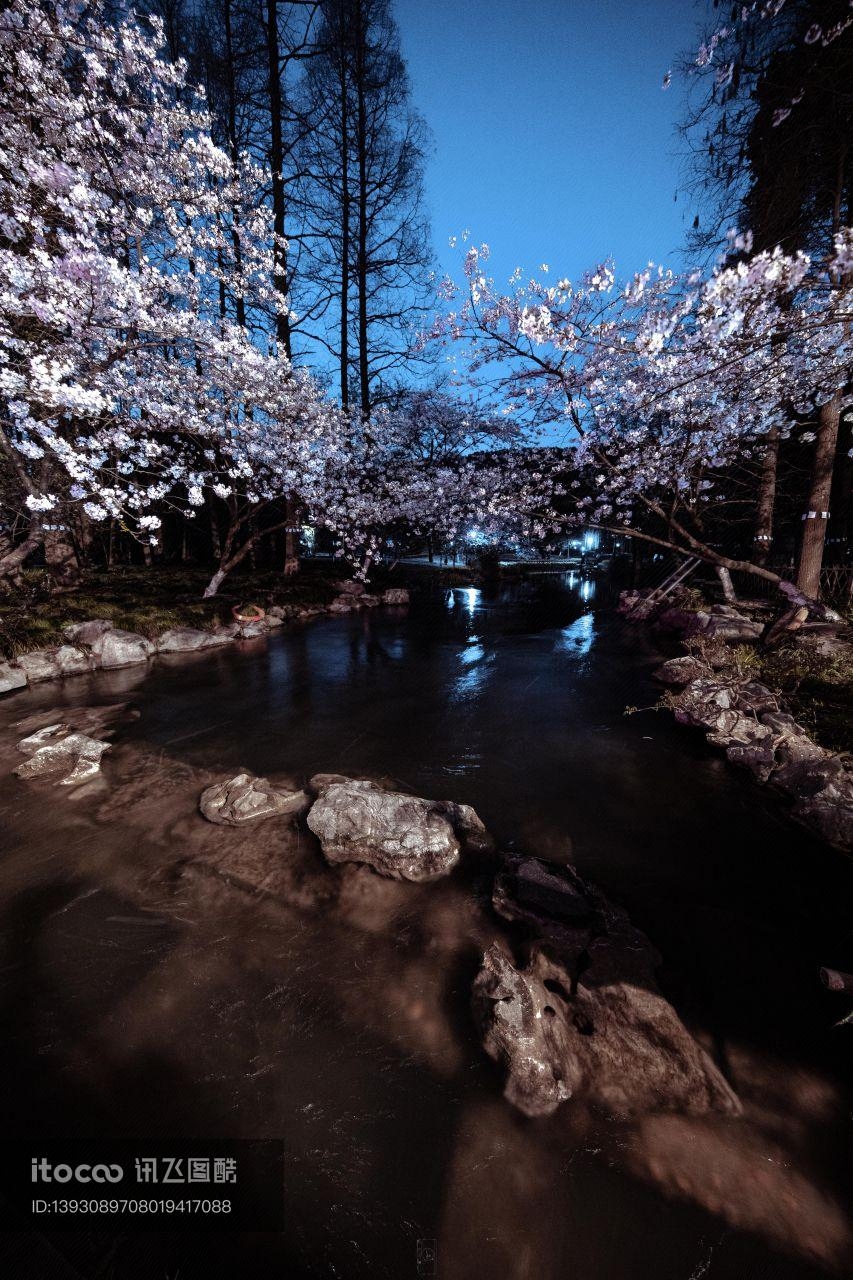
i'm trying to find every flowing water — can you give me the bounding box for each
[1,574,852,1279]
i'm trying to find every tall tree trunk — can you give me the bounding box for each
[266,0,292,358]
[339,51,350,408]
[223,0,247,329]
[354,0,369,414]
[284,496,300,576]
[796,145,848,599]
[753,425,779,564]
[207,495,222,560]
[796,392,842,599]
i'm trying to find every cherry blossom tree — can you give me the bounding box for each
[0,0,332,590]
[435,233,853,615]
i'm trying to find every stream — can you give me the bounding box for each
[0,573,851,1279]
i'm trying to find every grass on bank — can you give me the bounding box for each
[0,563,344,659]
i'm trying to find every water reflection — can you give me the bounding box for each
[460,640,484,665]
[446,585,482,616]
[556,612,595,654]
[451,635,493,702]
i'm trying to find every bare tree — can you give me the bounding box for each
[297,0,434,411]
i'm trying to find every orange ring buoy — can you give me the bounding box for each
[232,604,266,623]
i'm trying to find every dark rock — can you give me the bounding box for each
[493,855,603,953]
[382,588,410,605]
[264,605,300,627]
[773,753,846,797]
[440,800,496,857]
[809,634,853,661]
[212,622,241,640]
[735,682,778,715]
[333,579,366,596]
[793,771,853,853]
[654,607,706,635]
[653,656,708,687]
[474,855,741,1119]
[199,773,308,826]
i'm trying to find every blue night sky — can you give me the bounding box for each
[394,0,710,289]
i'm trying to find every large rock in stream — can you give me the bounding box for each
[472,855,741,1120]
[307,775,491,881]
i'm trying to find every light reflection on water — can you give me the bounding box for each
[452,638,493,703]
[446,585,482,615]
[557,612,595,654]
[459,640,484,665]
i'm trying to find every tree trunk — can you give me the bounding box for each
[223,0,247,330]
[753,425,779,564]
[203,529,260,597]
[266,0,292,358]
[44,525,80,587]
[796,392,842,599]
[716,565,737,603]
[207,495,222,560]
[0,521,44,585]
[354,0,370,415]
[339,46,350,408]
[284,497,300,576]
